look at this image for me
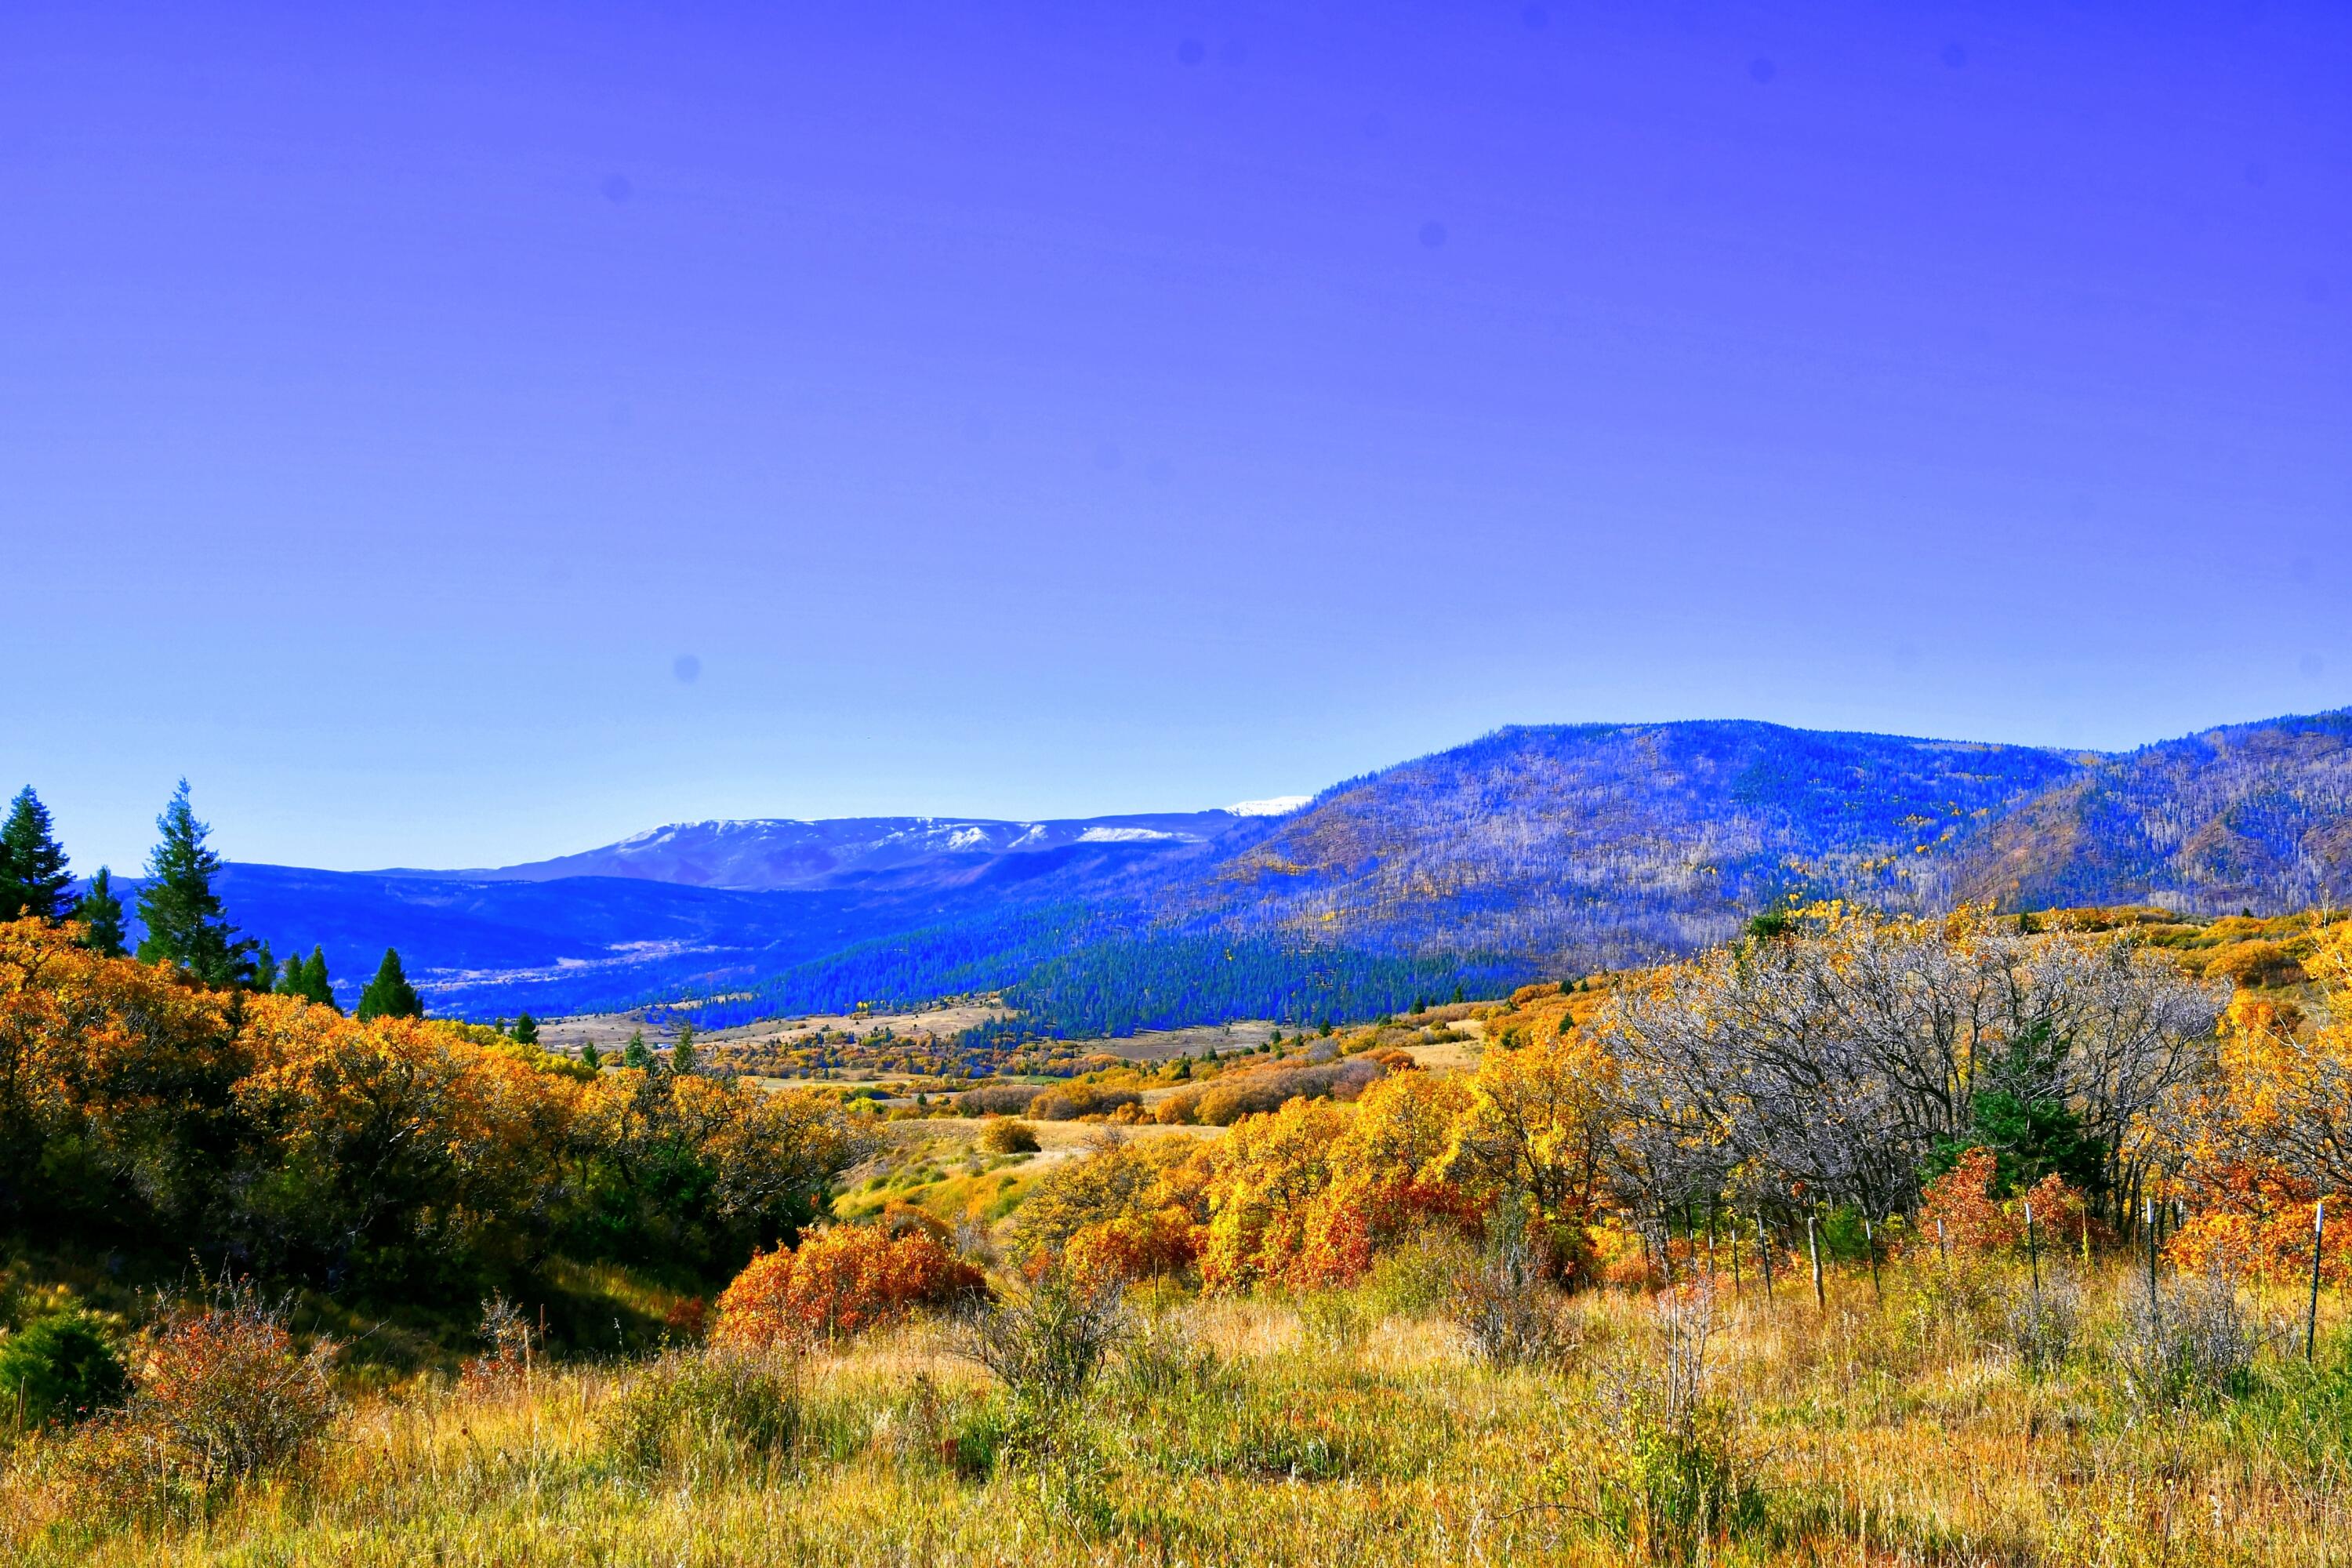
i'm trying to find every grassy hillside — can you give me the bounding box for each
[6,905,2350,1564]
[5,1262,2346,1565]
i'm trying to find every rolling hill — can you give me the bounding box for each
[124,707,2352,1028]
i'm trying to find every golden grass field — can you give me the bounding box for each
[5,1251,2345,1567]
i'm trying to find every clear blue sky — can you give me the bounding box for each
[5,2,2346,873]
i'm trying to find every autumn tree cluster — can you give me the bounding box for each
[901,904,2352,1309]
[0,920,865,1298]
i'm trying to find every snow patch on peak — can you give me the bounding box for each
[1225,796,1310,818]
[1079,826,1179,843]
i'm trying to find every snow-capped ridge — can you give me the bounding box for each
[1226,796,1310,818]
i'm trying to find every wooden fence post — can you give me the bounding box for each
[2310,1197,2327,1364]
[1808,1211,1825,1310]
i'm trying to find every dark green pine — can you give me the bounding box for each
[72,866,129,957]
[0,786,74,921]
[356,947,423,1022]
[133,780,253,985]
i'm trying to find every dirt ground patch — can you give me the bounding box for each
[535,1000,1006,1055]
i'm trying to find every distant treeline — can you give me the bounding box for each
[662,902,1523,1038]
[997,931,1519,1036]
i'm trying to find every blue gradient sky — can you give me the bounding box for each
[5,2,2347,873]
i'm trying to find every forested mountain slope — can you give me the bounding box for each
[1162,721,2088,971]
[1947,710,2352,915]
[161,709,2352,1025]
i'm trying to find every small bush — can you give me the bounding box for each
[1363,1229,1483,1317]
[43,1283,339,1517]
[958,1270,1127,1534]
[1114,1310,1220,1399]
[960,1269,1127,1410]
[1455,1241,1576,1367]
[979,1118,1040,1154]
[2116,1268,2268,1409]
[602,1346,799,1478]
[865,1370,997,1475]
[0,1310,126,1431]
[716,1225,985,1348]
[2002,1272,2082,1379]
[130,1285,339,1484]
[1296,1292,1373,1351]
[459,1292,538,1389]
[1588,1287,1764,1560]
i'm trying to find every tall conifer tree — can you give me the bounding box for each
[357,947,423,1021]
[299,946,336,1009]
[134,780,252,985]
[73,866,128,957]
[0,786,73,921]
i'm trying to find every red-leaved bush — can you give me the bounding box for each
[714,1224,984,1348]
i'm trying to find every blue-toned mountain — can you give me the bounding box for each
[161,709,2352,1029]
[380,808,1289,892]
[1947,710,2352,915]
[1168,721,2089,971]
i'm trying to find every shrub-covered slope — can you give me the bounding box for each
[1946,710,2352,915]
[1166,720,2086,970]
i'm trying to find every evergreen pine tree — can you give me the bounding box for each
[512,1011,539,1046]
[298,946,336,1009]
[671,1021,698,1076]
[72,866,128,957]
[579,1040,602,1070]
[622,1029,652,1070]
[252,942,278,994]
[0,786,74,921]
[134,780,252,985]
[356,947,423,1022]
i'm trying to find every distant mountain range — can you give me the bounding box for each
[374,806,1303,892]
[136,710,2352,1029]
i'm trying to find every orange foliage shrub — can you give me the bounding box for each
[2161,932,2352,1283]
[2169,1196,2349,1285]
[1917,1148,2019,1254]
[713,1225,982,1347]
[2018,1171,2100,1252]
[1064,1205,1200,1287]
[96,1286,341,1486]
[1198,1072,1481,1292]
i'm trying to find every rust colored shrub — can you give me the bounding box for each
[715,1225,983,1348]
[60,1284,340,1504]
[1917,1148,2018,1256]
[1064,1206,1200,1287]
[979,1118,1040,1154]
[1029,1084,1142,1121]
[1153,1089,1203,1125]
